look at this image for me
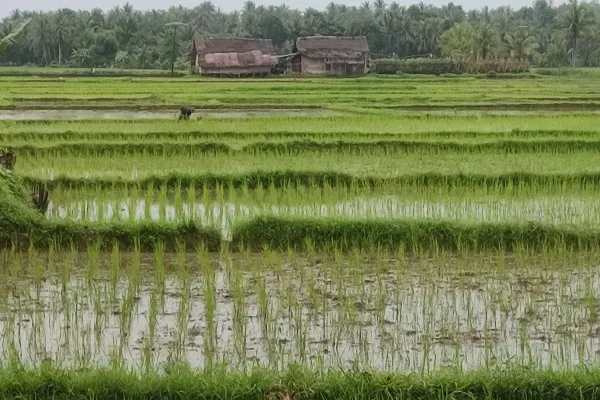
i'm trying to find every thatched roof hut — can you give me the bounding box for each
[291,36,371,75]
[193,38,277,76]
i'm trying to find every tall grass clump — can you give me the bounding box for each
[231,216,599,252]
[0,169,46,246]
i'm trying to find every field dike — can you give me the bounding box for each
[4,128,600,143]
[231,216,598,251]
[1,366,600,400]
[0,172,220,250]
[22,171,600,191]
[8,139,600,157]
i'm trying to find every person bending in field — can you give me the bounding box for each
[179,105,194,120]
[0,148,16,170]
[0,148,48,214]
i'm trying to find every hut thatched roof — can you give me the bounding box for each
[194,38,276,68]
[295,36,370,60]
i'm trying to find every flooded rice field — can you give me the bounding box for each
[392,109,600,116]
[0,108,342,120]
[47,196,598,238]
[1,250,599,371]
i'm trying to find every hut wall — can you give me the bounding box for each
[291,56,302,73]
[299,56,367,76]
[301,57,327,74]
[199,66,272,75]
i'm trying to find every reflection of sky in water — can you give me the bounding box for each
[2,259,600,372]
[48,196,593,239]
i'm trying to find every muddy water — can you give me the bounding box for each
[1,252,599,371]
[0,108,341,120]
[47,196,600,239]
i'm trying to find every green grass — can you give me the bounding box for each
[2,365,600,400]
[231,216,600,251]
[3,72,600,111]
[0,169,45,234]
[22,170,600,191]
[0,66,187,77]
[8,138,600,157]
[4,128,600,144]
[13,151,600,180]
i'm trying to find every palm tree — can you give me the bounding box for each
[374,0,386,18]
[0,17,31,56]
[473,22,495,60]
[53,9,74,64]
[164,21,187,75]
[562,0,593,66]
[440,21,475,61]
[27,15,53,64]
[116,3,139,49]
[505,27,538,61]
[179,22,198,62]
[545,30,568,66]
[194,1,217,32]
[76,12,99,48]
[415,18,441,54]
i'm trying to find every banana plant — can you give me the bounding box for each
[0,18,32,56]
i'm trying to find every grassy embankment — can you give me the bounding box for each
[1,366,600,400]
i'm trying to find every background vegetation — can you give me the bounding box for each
[0,0,598,70]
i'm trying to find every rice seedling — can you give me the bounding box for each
[4,73,600,397]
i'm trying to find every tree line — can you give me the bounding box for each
[0,0,596,69]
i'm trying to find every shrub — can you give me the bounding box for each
[374,58,530,75]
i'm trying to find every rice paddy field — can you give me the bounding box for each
[3,71,600,398]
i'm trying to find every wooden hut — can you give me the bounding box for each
[193,38,276,76]
[291,36,370,76]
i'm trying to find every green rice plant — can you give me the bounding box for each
[231,216,600,252]
[174,240,190,362]
[186,185,196,221]
[86,240,100,285]
[7,73,600,379]
[109,240,121,292]
[144,184,153,220]
[144,276,159,373]
[128,185,138,223]
[28,242,44,291]
[228,254,247,368]
[25,170,600,194]
[198,242,216,371]
[158,184,167,222]
[154,240,166,302]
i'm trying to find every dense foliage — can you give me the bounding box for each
[0,0,599,69]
